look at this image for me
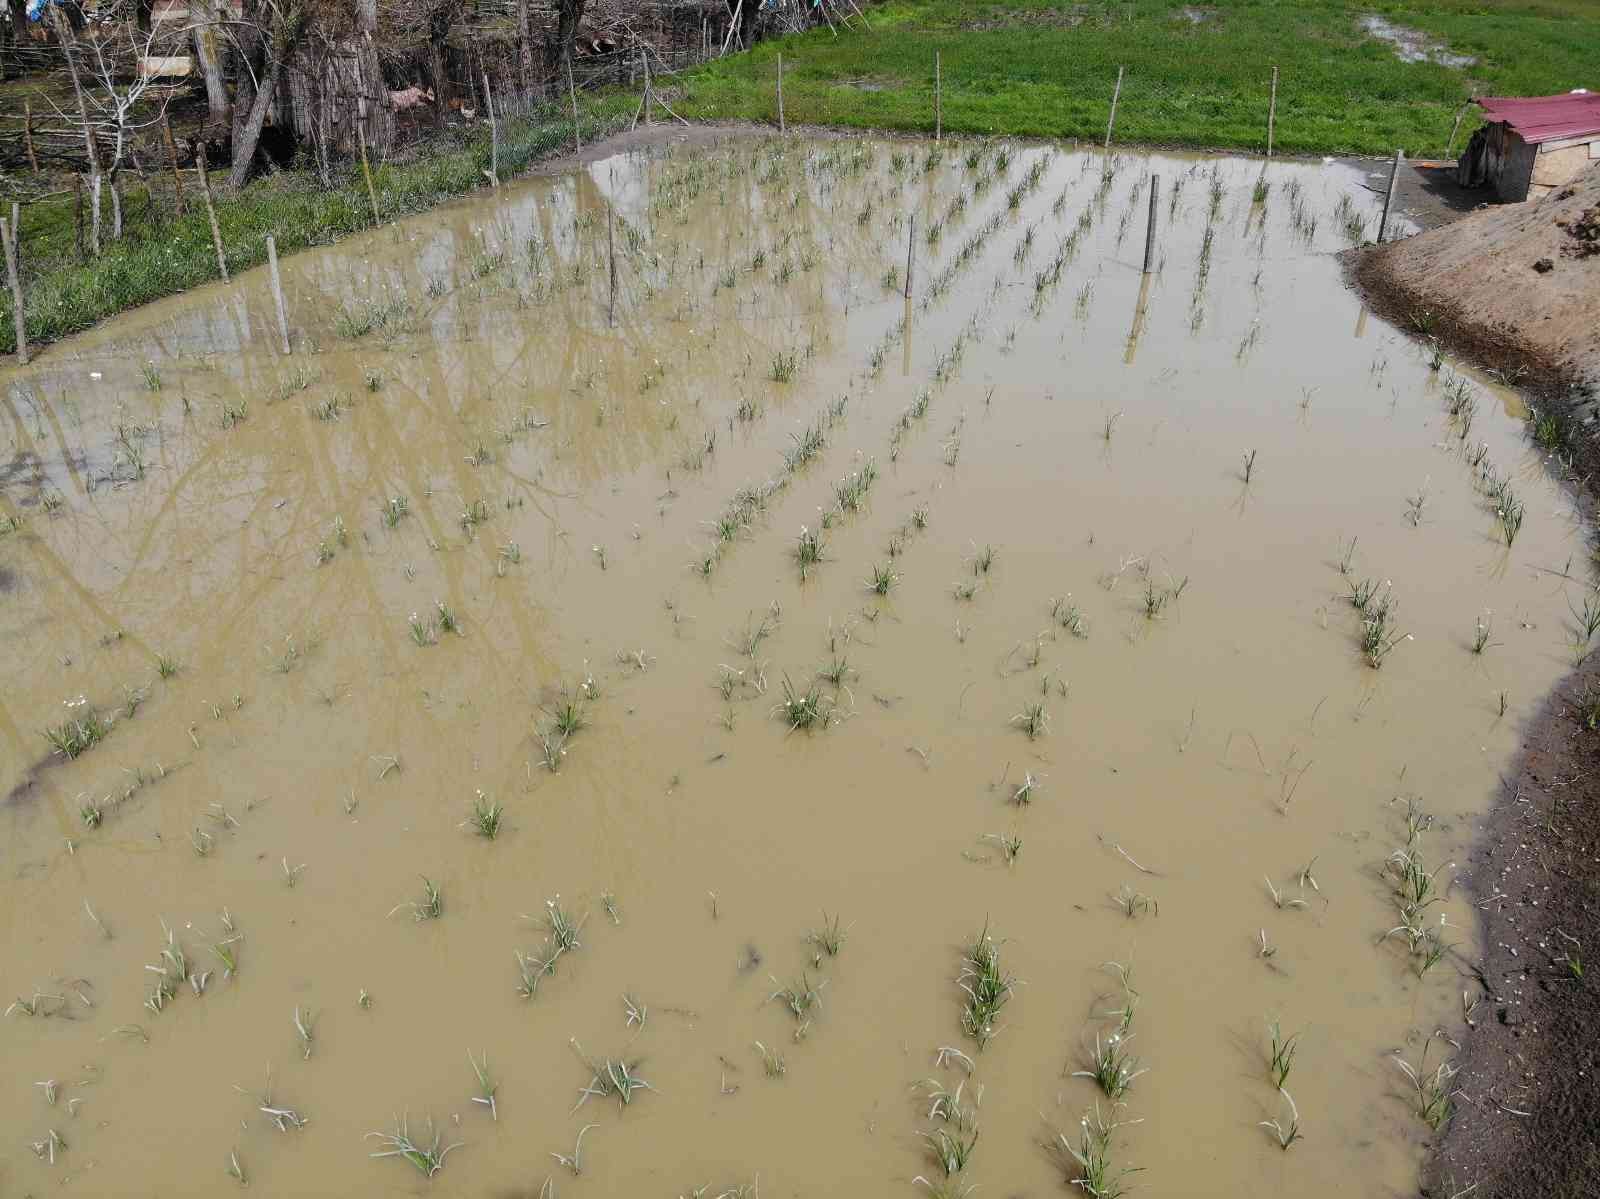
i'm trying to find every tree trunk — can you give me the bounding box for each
[229,1,308,189]
[232,0,264,152]
[109,164,123,240]
[428,1,456,118]
[353,0,391,152]
[229,52,284,187]
[135,0,154,35]
[193,2,230,123]
[739,0,759,49]
[2,0,19,83]
[516,0,532,99]
[50,5,101,256]
[549,0,587,71]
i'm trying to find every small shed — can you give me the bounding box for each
[1459,91,1600,202]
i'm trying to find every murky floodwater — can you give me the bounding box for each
[1,134,1585,1198]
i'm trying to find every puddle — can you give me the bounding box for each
[0,135,1583,1197]
[1360,13,1477,68]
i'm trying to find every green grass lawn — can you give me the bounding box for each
[676,0,1597,156]
[3,0,1595,357]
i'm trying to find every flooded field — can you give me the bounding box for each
[1,133,1587,1198]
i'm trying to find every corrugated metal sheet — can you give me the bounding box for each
[1477,92,1600,145]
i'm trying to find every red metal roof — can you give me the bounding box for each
[1477,92,1600,145]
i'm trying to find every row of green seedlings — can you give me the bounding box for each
[76,753,179,831]
[1030,218,1091,315]
[758,913,850,1079]
[1050,961,1145,1197]
[1283,178,1321,244]
[1338,547,1410,669]
[139,912,242,1017]
[332,289,415,342]
[693,394,849,579]
[924,211,1007,306]
[915,301,996,468]
[378,913,847,1183]
[536,672,601,772]
[869,188,1010,376]
[1379,797,1457,981]
[514,895,587,999]
[910,926,1015,1197]
[319,489,518,576]
[1379,805,1466,1139]
[793,457,880,582]
[715,601,784,710]
[1113,173,1152,252]
[1096,552,1191,625]
[1431,370,1530,548]
[713,238,820,298]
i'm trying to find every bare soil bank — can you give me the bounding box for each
[1350,173,1600,1199]
[1351,165,1600,402]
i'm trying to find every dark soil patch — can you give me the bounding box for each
[1559,202,1600,260]
[1419,661,1600,1199]
[1348,241,1600,1199]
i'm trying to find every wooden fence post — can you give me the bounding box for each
[1103,65,1124,167]
[642,50,653,126]
[162,114,187,215]
[1267,66,1278,159]
[23,100,39,172]
[73,175,85,260]
[196,145,228,281]
[904,214,915,301]
[266,235,290,355]
[482,72,500,186]
[1446,100,1472,157]
[777,53,786,134]
[1378,148,1404,243]
[934,51,942,142]
[1143,174,1158,274]
[356,122,382,226]
[568,56,581,151]
[1,216,26,366]
[607,200,617,327]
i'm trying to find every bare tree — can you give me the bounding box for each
[56,23,174,240]
[48,4,104,254]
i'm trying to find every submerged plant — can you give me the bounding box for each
[1267,1021,1300,1088]
[389,876,442,923]
[958,925,1015,1050]
[1011,702,1048,740]
[463,791,503,839]
[1074,1031,1147,1101]
[43,705,107,760]
[1394,1036,1458,1131]
[366,1114,461,1177]
[1054,1103,1140,1199]
[1260,1088,1302,1150]
[775,675,834,732]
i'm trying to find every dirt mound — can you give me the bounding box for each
[1352,164,1600,391]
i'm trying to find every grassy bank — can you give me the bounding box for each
[676,0,1597,156]
[1,95,636,357]
[4,0,1595,357]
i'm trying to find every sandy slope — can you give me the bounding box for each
[1355,163,1600,390]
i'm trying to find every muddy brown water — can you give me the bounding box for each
[0,135,1586,1197]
